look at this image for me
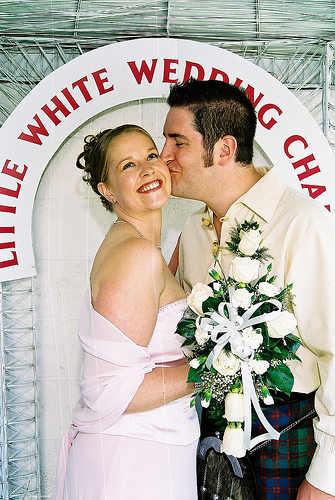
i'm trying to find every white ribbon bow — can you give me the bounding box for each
[197,288,282,450]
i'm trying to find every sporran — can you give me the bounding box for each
[197,436,258,500]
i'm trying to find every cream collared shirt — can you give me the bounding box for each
[176,166,335,495]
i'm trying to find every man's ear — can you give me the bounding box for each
[216,135,237,165]
[98,182,115,203]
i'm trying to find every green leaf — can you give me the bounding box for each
[202,296,222,313]
[262,372,277,391]
[285,334,302,355]
[176,319,196,338]
[268,364,294,395]
[198,355,208,365]
[187,367,203,383]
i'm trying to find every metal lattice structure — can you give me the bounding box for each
[0,1,335,498]
[0,279,40,500]
[0,37,333,499]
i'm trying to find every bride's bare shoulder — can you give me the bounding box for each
[91,237,165,309]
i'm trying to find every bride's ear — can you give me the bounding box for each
[98,182,116,204]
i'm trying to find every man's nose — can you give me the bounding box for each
[160,142,172,163]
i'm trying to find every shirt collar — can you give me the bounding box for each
[204,166,286,225]
[236,166,285,223]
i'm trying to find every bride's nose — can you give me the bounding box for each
[140,161,155,176]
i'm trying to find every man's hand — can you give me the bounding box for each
[297,479,335,499]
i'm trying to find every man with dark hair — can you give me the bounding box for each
[161,78,335,499]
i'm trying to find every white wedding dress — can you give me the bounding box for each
[51,292,200,500]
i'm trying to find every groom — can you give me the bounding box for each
[161,78,335,500]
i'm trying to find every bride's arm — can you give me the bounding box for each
[92,238,193,413]
[125,362,193,413]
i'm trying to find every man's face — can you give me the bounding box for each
[161,106,209,199]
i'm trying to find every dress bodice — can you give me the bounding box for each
[71,291,200,445]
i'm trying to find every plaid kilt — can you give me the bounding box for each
[248,393,316,500]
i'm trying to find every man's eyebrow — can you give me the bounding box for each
[164,133,189,140]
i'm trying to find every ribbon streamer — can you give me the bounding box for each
[241,362,280,449]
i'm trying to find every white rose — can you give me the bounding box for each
[201,398,210,408]
[258,282,278,297]
[195,327,209,346]
[213,350,240,376]
[224,393,245,422]
[267,311,297,338]
[189,358,200,369]
[263,394,274,405]
[221,426,246,458]
[232,288,253,309]
[229,257,260,283]
[238,229,262,256]
[249,359,270,375]
[242,327,263,350]
[187,283,213,315]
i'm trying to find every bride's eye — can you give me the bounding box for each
[122,162,134,170]
[147,152,158,161]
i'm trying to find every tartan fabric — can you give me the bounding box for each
[248,394,316,500]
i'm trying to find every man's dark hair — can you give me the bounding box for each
[167,78,257,165]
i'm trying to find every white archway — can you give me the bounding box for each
[0,37,334,282]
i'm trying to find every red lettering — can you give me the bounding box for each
[183,61,205,82]
[61,87,79,110]
[42,96,71,126]
[234,77,243,88]
[284,136,325,202]
[0,205,16,214]
[128,59,158,84]
[284,135,308,158]
[325,204,331,212]
[0,241,15,249]
[234,80,265,108]
[0,247,18,269]
[163,59,178,83]
[18,114,49,144]
[301,184,326,199]
[209,68,229,82]
[72,77,93,102]
[293,154,320,181]
[92,68,114,95]
[258,103,283,130]
[0,227,15,233]
[245,86,264,108]
[2,159,27,182]
[0,184,21,198]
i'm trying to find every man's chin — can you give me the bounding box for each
[171,178,194,199]
[171,188,190,199]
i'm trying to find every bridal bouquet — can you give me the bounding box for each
[176,218,301,457]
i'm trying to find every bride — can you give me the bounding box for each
[51,124,199,500]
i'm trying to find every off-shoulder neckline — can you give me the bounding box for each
[158,298,187,312]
